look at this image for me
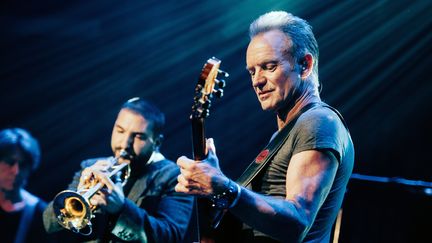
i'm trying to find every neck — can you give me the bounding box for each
[0,188,26,212]
[276,89,320,130]
[130,151,164,177]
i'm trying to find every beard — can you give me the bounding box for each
[128,151,153,177]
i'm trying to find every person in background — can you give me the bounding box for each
[0,127,54,243]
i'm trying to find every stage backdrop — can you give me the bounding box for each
[1,0,431,242]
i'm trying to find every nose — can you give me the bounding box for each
[119,134,134,152]
[252,69,266,89]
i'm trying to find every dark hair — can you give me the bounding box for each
[0,128,41,170]
[120,97,165,137]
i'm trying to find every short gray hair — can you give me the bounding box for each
[249,11,319,90]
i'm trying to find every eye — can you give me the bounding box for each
[263,62,277,72]
[247,68,255,77]
[134,133,148,141]
[115,125,125,134]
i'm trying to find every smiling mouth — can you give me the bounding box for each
[258,90,273,98]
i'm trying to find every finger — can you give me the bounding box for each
[175,183,201,194]
[177,174,196,188]
[205,138,221,168]
[177,174,186,184]
[177,174,206,192]
[81,168,92,177]
[94,159,111,167]
[93,160,111,172]
[180,167,194,180]
[175,183,189,193]
[206,138,217,156]
[78,170,94,189]
[90,193,106,206]
[92,170,115,193]
[177,156,195,169]
[80,169,92,182]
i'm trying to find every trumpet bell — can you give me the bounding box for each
[53,190,92,233]
[52,152,130,235]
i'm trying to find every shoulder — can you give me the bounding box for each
[22,190,47,212]
[148,159,179,174]
[290,103,351,161]
[145,159,180,182]
[140,159,180,192]
[294,104,347,137]
[299,104,344,127]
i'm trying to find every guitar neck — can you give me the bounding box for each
[191,117,206,160]
[189,57,229,242]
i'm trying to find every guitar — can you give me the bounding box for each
[190,57,228,242]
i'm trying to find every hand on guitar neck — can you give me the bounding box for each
[175,57,240,242]
[176,138,230,198]
[176,56,232,199]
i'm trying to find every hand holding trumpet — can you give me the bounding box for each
[78,159,126,215]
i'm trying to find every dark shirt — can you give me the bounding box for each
[0,196,54,243]
[249,103,354,242]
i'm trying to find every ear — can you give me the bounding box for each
[153,134,164,151]
[299,53,314,80]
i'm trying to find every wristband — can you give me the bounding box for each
[210,179,241,209]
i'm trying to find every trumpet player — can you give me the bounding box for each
[43,97,194,242]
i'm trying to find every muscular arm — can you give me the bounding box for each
[231,149,338,242]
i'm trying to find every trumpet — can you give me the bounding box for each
[52,150,131,235]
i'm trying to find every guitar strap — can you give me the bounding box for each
[236,102,319,187]
[210,102,320,228]
[14,190,39,243]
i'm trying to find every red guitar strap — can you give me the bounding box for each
[236,102,319,186]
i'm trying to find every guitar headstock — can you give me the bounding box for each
[191,57,229,119]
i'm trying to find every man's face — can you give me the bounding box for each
[246,30,301,112]
[111,108,155,165]
[0,149,31,191]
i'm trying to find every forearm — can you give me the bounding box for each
[230,187,310,242]
[113,195,193,242]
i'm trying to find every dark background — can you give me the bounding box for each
[1,0,431,242]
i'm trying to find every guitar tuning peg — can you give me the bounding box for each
[213,88,223,98]
[201,99,212,109]
[203,110,210,118]
[198,109,210,118]
[215,79,226,89]
[218,69,229,78]
[195,84,203,92]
